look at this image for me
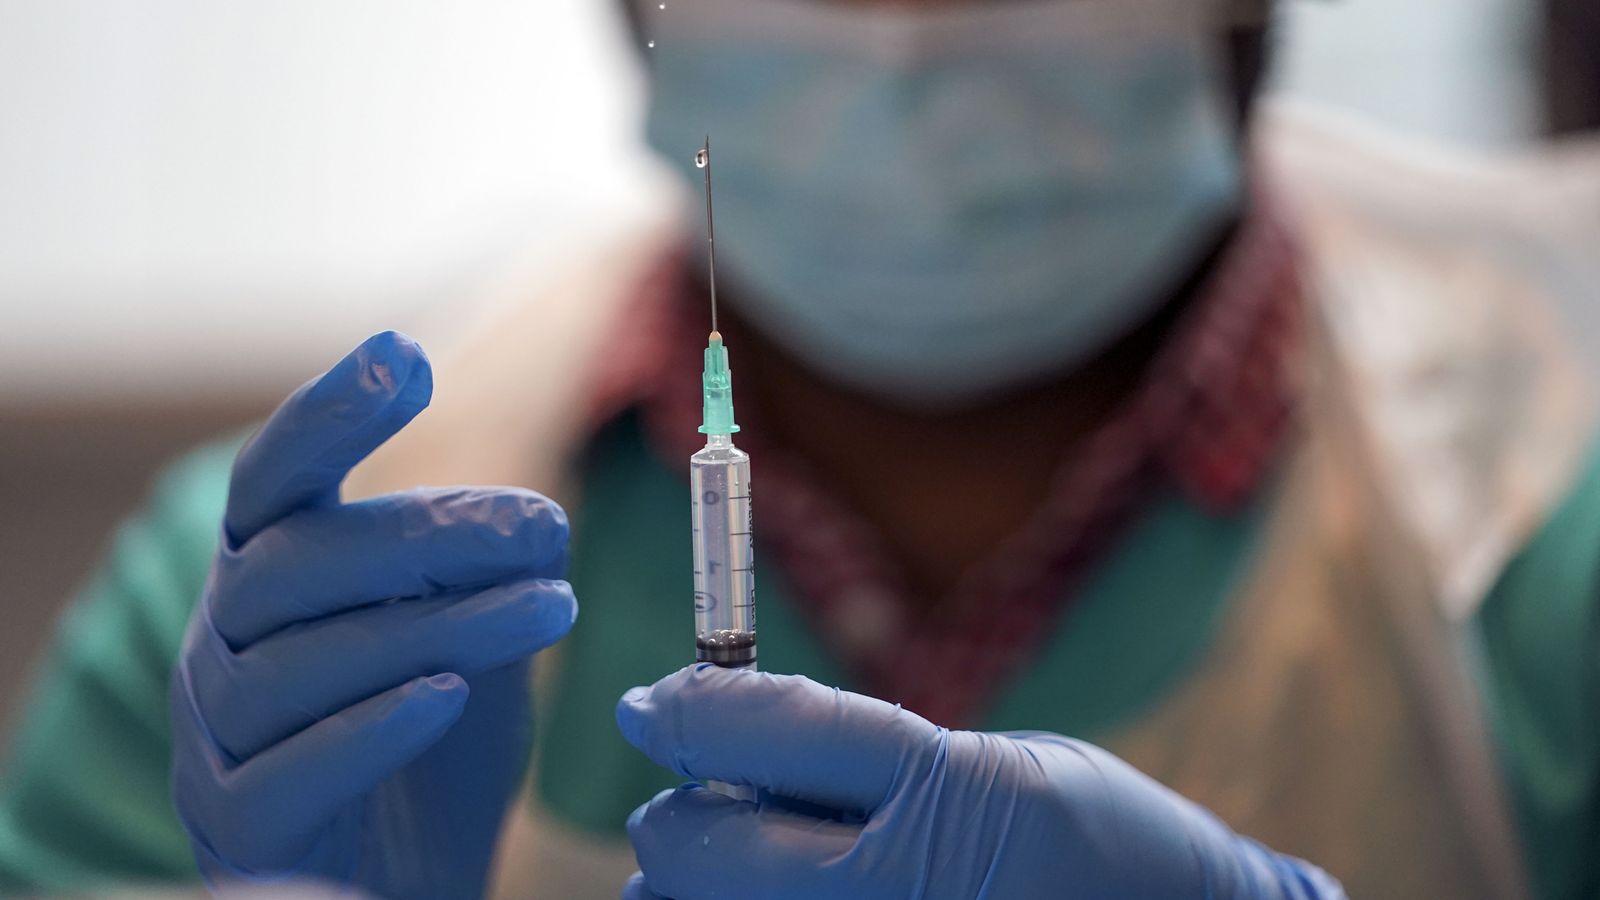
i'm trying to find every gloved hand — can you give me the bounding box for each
[617,665,1347,900]
[170,331,576,899]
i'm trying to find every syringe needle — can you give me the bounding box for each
[697,135,718,335]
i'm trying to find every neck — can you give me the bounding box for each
[706,216,1242,601]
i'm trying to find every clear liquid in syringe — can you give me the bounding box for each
[691,433,756,669]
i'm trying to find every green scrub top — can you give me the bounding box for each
[0,416,1595,899]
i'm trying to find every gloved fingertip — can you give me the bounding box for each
[527,580,578,645]
[424,672,469,697]
[620,872,659,900]
[622,871,669,900]
[412,672,467,720]
[337,330,405,388]
[415,676,470,733]
[616,687,650,748]
[357,330,428,383]
[369,328,425,356]
[626,791,673,840]
[626,801,648,836]
[369,674,467,741]
[291,331,432,444]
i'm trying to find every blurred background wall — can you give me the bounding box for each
[0,0,1585,725]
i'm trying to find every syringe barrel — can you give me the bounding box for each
[690,435,756,670]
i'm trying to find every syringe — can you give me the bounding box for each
[689,137,758,674]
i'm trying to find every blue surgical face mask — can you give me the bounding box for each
[640,0,1246,409]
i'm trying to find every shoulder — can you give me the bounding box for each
[1473,438,1600,900]
[1257,99,1600,349]
[1478,438,1600,663]
[143,435,240,550]
[1259,103,1600,618]
[0,437,243,889]
[1257,100,1600,339]
[56,434,243,667]
[1257,99,1600,256]
[124,434,239,578]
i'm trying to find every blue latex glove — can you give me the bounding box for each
[617,665,1347,900]
[169,331,576,899]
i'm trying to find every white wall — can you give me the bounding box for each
[0,0,670,401]
[1272,0,1541,148]
[0,0,1544,403]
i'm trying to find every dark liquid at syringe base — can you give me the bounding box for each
[697,629,757,668]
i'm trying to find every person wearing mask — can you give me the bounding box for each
[2,0,1597,897]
